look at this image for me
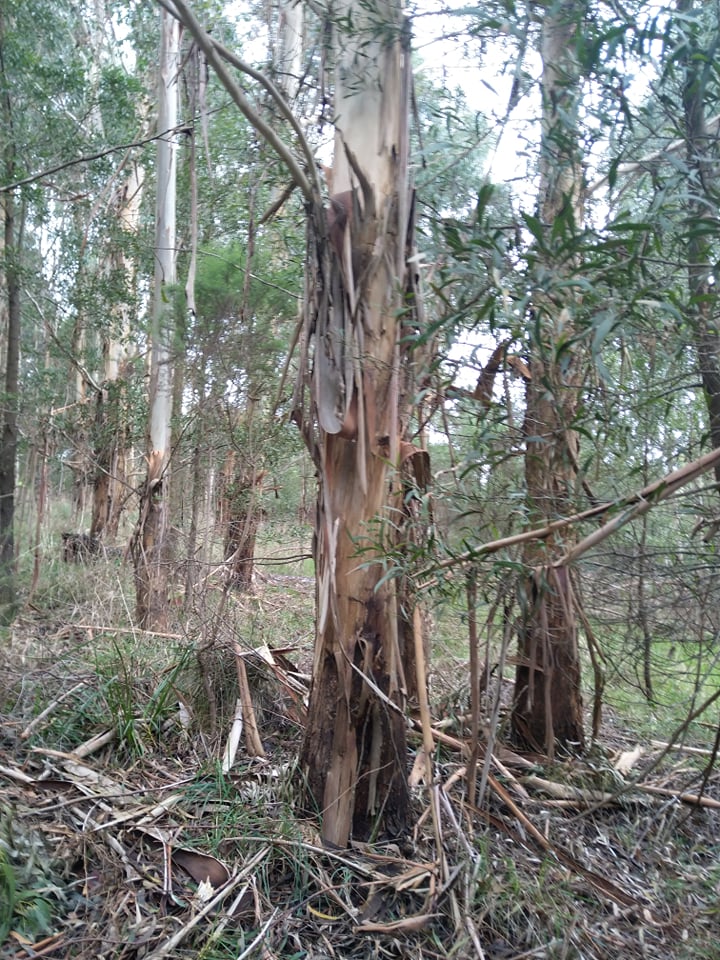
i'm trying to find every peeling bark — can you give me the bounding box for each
[133,10,179,631]
[296,2,417,846]
[512,0,587,755]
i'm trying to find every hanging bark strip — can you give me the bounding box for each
[161,0,422,845]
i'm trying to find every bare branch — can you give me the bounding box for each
[588,113,720,196]
[0,124,186,194]
[158,0,315,201]
[419,445,720,587]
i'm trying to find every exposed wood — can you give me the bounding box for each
[232,639,266,758]
[297,1,416,847]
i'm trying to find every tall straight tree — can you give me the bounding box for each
[132,8,180,631]
[0,9,22,618]
[297,0,415,846]
[90,160,144,543]
[512,0,587,754]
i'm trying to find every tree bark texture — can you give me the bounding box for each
[223,465,265,591]
[133,10,179,631]
[296,2,417,846]
[0,13,20,616]
[513,0,587,755]
[680,0,720,486]
[0,187,20,616]
[91,162,143,542]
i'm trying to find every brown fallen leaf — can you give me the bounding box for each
[171,847,231,888]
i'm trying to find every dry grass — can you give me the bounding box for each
[1,547,720,959]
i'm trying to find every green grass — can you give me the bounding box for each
[598,628,720,742]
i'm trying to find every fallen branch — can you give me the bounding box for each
[483,774,645,911]
[19,680,89,738]
[419,445,720,586]
[634,784,720,809]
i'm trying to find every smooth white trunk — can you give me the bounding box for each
[278,0,303,101]
[150,10,179,457]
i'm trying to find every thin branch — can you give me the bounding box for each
[208,38,321,197]
[26,291,102,394]
[419,445,720,587]
[588,113,720,195]
[0,124,188,194]
[158,0,314,201]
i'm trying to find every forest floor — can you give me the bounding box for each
[1,551,719,960]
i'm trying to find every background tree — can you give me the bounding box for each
[511,0,588,753]
[132,7,180,630]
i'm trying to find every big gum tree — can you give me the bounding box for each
[297,1,416,847]
[512,0,588,754]
[132,8,180,631]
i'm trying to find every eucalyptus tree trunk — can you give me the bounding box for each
[512,0,587,754]
[680,0,720,486]
[0,12,20,618]
[296,0,415,846]
[277,0,303,102]
[0,186,21,619]
[132,10,179,631]
[91,161,144,542]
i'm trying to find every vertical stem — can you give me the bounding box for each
[466,568,480,808]
[29,427,49,599]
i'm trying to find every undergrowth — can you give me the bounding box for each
[1,521,719,959]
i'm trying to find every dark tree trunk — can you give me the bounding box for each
[680,0,720,486]
[224,473,262,591]
[0,187,21,618]
[132,451,171,631]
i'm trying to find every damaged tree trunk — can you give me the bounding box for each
[295,2,416,847]
[512,0,587,755]
[223,461,265,591]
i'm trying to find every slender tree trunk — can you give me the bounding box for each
[277,0,303,102]
[512,0,587,755]
[297,1,416,846]
[0,13,21,617]
[132,10,179,631]
[184,389,206,605]
[223,466,264,591]
[0,187,21,618]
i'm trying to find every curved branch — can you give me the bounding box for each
[210,39,321,198]
[159,0,315,201]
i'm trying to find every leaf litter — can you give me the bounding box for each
[1,594,719,959]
